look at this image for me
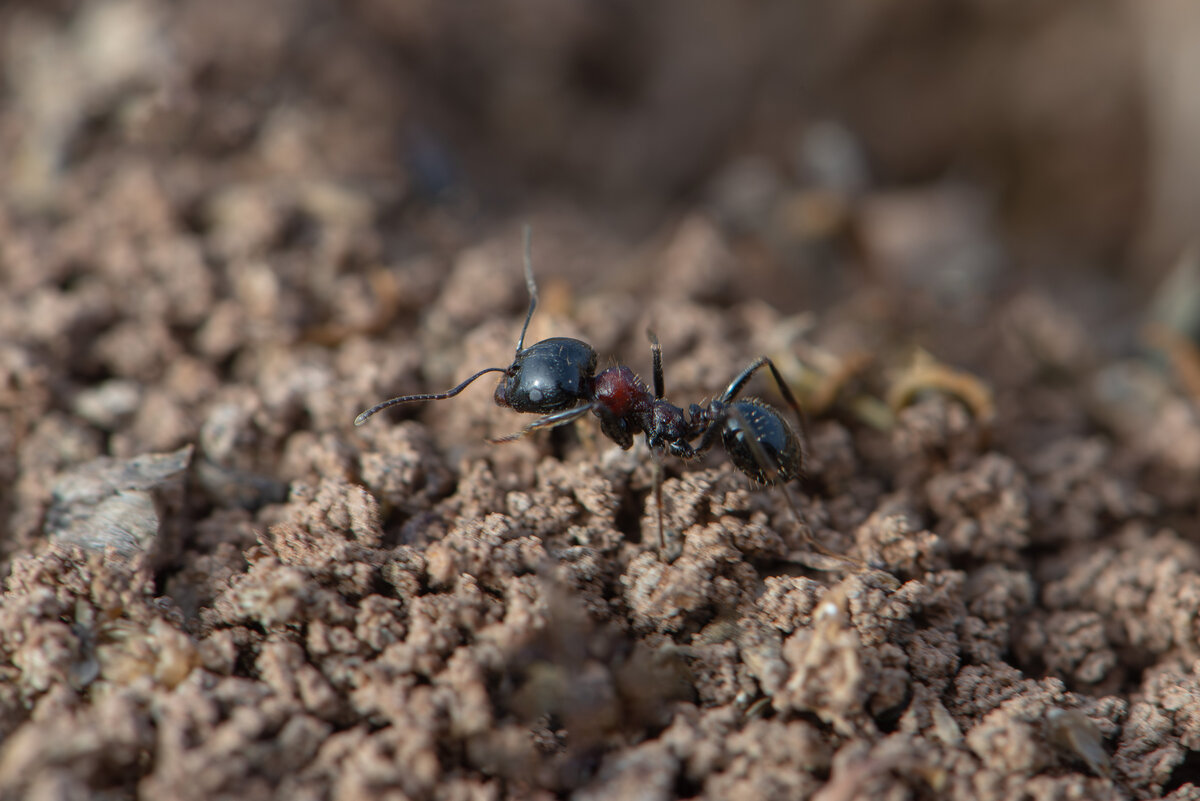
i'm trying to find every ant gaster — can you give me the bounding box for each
[355,228,842,561]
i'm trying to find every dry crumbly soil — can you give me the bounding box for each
[3,2,1200,800]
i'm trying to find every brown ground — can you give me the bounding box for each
[4,2,1200,800]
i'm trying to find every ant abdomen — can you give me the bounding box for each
[720,398,803,485]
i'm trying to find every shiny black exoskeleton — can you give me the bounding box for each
[712,399,803,486]
[355,228,822,556]
[493,337,596,413]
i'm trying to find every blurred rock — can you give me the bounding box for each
[44,444,192,566]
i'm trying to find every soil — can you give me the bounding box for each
[4,2,1200,800]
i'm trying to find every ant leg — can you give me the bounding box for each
[719,357,807,437]
[723,405,860,569]
[354,366,508,426]
[637,327,676,556]
[647,329,665,400]
[488,403,596,443]
[777,482,863,569]
[652,453,666,554]
[648,451,685,561]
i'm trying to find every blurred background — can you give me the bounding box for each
[3,0,1200,423]
[5,0,1197,274]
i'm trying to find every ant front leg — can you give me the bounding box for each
[643,331,685,558]
[488,403,596,444]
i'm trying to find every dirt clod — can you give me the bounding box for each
[2,2,1198,799]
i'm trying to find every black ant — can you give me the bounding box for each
[355,228,849,563]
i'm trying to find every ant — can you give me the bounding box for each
[356,228,849,564]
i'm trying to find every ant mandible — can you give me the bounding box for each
[355,228,843,562]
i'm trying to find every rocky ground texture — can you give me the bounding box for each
[3,2,1200,800]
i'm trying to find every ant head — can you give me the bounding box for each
[494,337,597,413]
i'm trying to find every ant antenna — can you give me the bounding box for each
[514,224,538,354]
[353,366,507,426]
[355,227,543,429]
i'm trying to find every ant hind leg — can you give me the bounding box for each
[719,356,808,440]
[723,405,861,571]
[776,481,865,571]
